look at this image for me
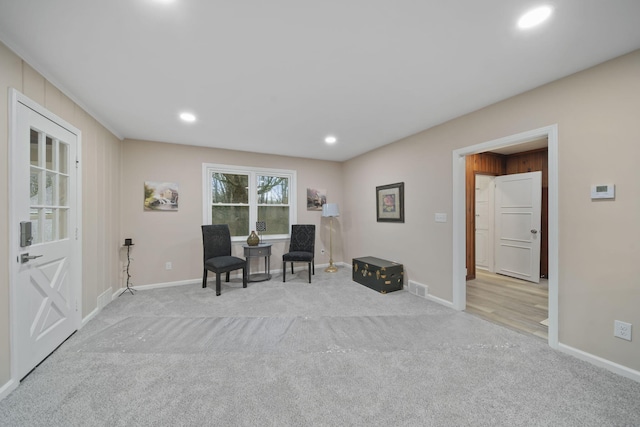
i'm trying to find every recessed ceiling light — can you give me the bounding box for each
[518,6,553,29]
[325,135,337,144]
[179,112,196,123]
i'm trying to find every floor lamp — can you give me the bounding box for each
[322,203,339,273]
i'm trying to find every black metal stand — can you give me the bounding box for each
[119,244,136,296]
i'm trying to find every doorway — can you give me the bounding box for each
[9,89,82,380]
[468,156,546,337]
[452,125,558,348]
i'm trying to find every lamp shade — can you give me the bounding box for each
[322,203,340,217]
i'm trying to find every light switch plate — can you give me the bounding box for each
[435,213,447,223]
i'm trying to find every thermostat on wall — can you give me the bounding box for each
[591,184,615,199]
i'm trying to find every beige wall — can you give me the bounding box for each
[343,49,640,371]
[121,139,344,287]
[0,41,122,387]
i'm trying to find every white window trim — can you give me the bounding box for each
[202,163,297,242]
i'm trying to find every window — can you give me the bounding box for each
[203,163,296,240]
[30,130,71,244]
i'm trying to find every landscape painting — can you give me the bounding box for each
[307,188,326,211]
[144,181,179,211]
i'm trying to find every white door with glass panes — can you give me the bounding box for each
[11,91,81,380]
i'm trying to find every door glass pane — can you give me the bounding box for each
[44,209,54,242]
[211,173,248,204]
[59,142,68,174]
[27,130,71,244]
[258,206,289,235]
[45,172,55,205]
[58,175,68,206]
[211,206,249,236]
[257,175,288,204]
[58,209,68,239]
[30,129,39,166]
[30,209,41,244]
[45,136,54,170]
[30,168,40,205]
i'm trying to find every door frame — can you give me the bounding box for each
[8,88,83,381]
[453,125,558,348]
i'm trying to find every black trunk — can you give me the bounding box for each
[352,257,403,294]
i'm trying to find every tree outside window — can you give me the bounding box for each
[205,165,296,239]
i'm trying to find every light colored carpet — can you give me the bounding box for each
[1,267,639,426]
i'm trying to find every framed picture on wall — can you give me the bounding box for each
[144,181,179,211]
[307,188,326,211]
[376,182,404,223]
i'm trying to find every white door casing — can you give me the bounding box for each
[9,89,82,380]
[453,125,558,348]
[475,174,494,272]
[494,171,542,283]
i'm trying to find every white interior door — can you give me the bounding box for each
[10,92,81,380]
[475,174,494,272]
[494,171,541,283]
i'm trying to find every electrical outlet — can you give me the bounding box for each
[614,320,632,341]
[165,262,172,270]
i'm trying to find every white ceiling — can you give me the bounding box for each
[1,1,639,162]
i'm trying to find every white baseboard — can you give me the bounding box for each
[81,288,114,327]
[113,278,201,295]
[97,288,112,309]
[81,306,99,328]
[112,262,354,294]
[558,343,640,383]
[314,261,349,270]
[81,289,109,327]
[424,293,455,309]
[0,378,18,402]
[406,279,455,309]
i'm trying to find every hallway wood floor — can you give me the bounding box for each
[466,270,548,340]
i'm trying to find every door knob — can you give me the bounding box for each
[531,229,538,234]
[19,253,43,263]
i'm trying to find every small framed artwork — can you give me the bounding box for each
[376,182,404,223]
[307,188,327,211]
[144,181,179,211]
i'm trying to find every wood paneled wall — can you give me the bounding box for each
[465,148,548,280]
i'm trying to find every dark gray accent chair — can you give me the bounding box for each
[282,224,315,283]
[202,224,247,296]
